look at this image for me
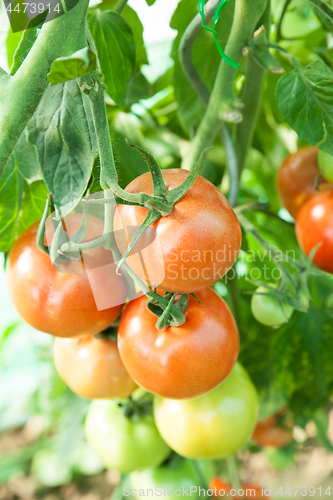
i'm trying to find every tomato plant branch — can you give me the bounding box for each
[114,0,128,14]
[235,2,271,171]
[84,81,172,215]
[178,0,220,104]
[178,0,239,206]
[276,0,292,42]
[237,211,300,294]
[192,460,208,491]
[226,455,241,490]
[0,0,90,179]
[182,0,268,172]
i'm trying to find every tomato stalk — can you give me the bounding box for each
[146,292,189,329]
[81,76,172,215]
[0,0,90,179]
[114,0,128,14]
[182,0,268,171]
[225,456,241,490]
[192,460,208,491]
[37,196,52,255]
[178,0,240,207]
[235,2,271,171]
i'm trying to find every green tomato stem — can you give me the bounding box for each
[182,0,268,172]
[235,2,271,171]
[114,0,128,14]
[192,460,208,491]
[226,455,241,490]
[178,0,239,206]
[0,0,90,179]
[85,81,173,214]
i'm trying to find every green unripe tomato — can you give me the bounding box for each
[317,150,333,183]
[85,400,170,474]
[129,458,215,499]
[153,363,258,460]
[251,285,294,327]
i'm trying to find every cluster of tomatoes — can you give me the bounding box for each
[6,170,261,478]
[277,147,333,275]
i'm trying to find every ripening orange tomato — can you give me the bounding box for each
[54,336,137,399]
[114,169,241,294]
[252,415,293,448]
[209,477,235,498]
[7,214,127,338]
[295,188,333,274]
[277,147,322,218]
[118,287,240,399]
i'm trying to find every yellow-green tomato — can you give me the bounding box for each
[251,285,294,327]
[85,400,170,474]
[318,150,333,183]
[154,363,258,459]
[128,458,215,499]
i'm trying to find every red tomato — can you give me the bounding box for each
[277,147,326,218]
[114,169,241,294]
[117,287,239,399]
[252,415,293,448]
[7,214,127,338]
[242,484,270,499]
[54,336,137,399]
[209,477,234,498]
[295,189,333,274]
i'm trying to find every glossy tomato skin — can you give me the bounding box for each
[295,189,333,274]
[84,400,170,474]
[6,215,127,338]
[114,169,241,294]
[130,459,215,500]
[277,147,321,218]
[154,363,259,459]
[54,336,137,399]
[118,287,240,399]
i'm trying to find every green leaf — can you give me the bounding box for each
[7,10,48,74]
[92,3,148,67]
[0,130,48,252]
[308,0,333,32]
[125,70,152,106]
[6,28,22,69]
[88,9,136,106]
[145,0,157,4]
[276,59,333,155]
[122,5,148,66]
[47,47,97,86]
[170,0,235,133]
[27,80,98,215]
[272,305,333,417]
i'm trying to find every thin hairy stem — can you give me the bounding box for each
[182,0,268,172]
[178,0,239,206]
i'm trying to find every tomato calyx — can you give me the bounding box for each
[115,145,210,275]
[117,393,153,419]
[146,291,189,330]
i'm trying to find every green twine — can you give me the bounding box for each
[199,0,240,69]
